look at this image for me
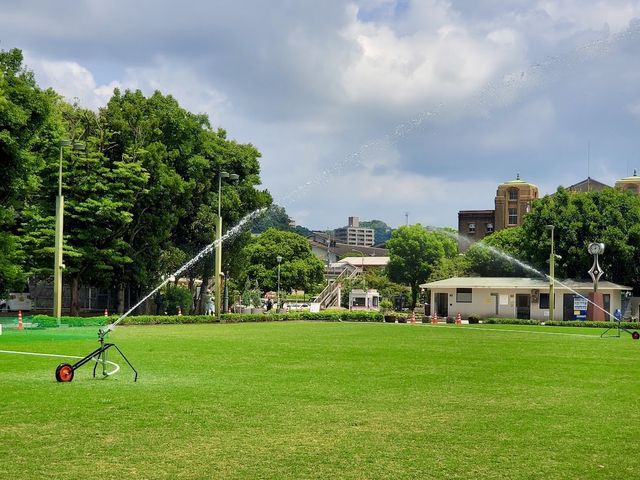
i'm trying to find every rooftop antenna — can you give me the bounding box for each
[587,141,591,191]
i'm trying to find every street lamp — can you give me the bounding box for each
[215,170,239,321]
[53,139,84,325]
[276,256,282,309]
[353,249,367,290]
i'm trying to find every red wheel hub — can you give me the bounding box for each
[55,363,75,382]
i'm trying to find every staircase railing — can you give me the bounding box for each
[314,264,361,309]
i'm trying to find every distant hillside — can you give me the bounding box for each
[360,219,393,244]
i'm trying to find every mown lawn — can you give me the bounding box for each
[1,321,639,479]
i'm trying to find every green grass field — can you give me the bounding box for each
[1,321,639,479]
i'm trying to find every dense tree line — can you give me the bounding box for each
[1,48,275,313]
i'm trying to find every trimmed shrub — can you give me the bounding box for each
[468,315,480,324]
[29,310,387,327]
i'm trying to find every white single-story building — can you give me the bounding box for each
[420,277,632,321]
[348,288,381,311]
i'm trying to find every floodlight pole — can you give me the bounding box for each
[215,171,239,321]
[53,140,84,325]
[546,225,555,322]
[277,256,282,309]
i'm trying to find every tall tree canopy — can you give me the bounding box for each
[386,225,458,308]
[1,49,272,312]
[239,228,325,295]
[519,187,640,292]
[0,48,58,295]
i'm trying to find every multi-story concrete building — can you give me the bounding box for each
[494,175,539,231]
[458,174,538,250]
[458,171,640,251]
[334,217,375,247]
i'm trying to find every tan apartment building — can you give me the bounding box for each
[334,216,375,247]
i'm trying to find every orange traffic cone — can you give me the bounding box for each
[17,310,23,330]
[104,308,109,317]
[455,313,462,325]
[410,311,416,324]
[431,312,438,325]
[177,306,182,316]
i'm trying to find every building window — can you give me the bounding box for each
[468,223,476,234]
[539,293,549,309]
[456,288,472,303]
[509,189,518,201]
[508,208,518,225]
[486,223,494,233]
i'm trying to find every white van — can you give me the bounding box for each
[0,293,33,311]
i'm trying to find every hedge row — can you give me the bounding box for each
[483,317,640,330]
[23,313,640,330]
[27,310,388,327]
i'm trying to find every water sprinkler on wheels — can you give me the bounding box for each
[594,242,639,340]
[55,320,138,382]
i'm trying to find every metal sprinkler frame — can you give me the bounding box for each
[53,208,268,383]
[55,327,138,382]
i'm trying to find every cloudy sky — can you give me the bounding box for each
[2,1,640,230]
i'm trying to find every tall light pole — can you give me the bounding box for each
[215,170,239,321]
[546,225,555,322]
[53,139,84,325]
[276,256,282,309]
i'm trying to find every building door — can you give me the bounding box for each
[435,293,448,318]
[563,294,574,321]
[603,294,611,320]
[515,294,530,319]
[490,293,499,315]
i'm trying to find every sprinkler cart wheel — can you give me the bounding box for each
[633,332,640,340]
[55,363,75,382]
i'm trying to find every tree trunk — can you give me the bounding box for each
[70,275,80,316]
[410,283,419,310]
[117,283,125,314]
[195,271,211,314]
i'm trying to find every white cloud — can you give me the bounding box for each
[24,54,120,109]
[341,8,527,107]
[536,0,640,33]
[6,1,640,230]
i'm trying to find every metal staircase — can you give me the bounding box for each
[314,264,361,309]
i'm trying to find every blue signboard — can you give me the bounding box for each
[573,296,587,321]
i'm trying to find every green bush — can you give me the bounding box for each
[28,310,387,327]
[383,312,406,323]
[162,284,193,315]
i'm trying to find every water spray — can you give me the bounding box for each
[449,230,636,335]
[54,208,267,382]
[49,22,640,381]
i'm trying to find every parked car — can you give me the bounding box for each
[285,303,310,311]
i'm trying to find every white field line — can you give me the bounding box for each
[0,349,121,376]
[434,324,600,338]
[338,320,601,338]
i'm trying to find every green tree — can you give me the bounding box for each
[101,89,271,312]
[386,225,455,308]
[21,103,149,314]
[251,204,292,233]
[464,226,534,277]
[0,48,57,295]
[520,187,640,292]
[240,228,325,295]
